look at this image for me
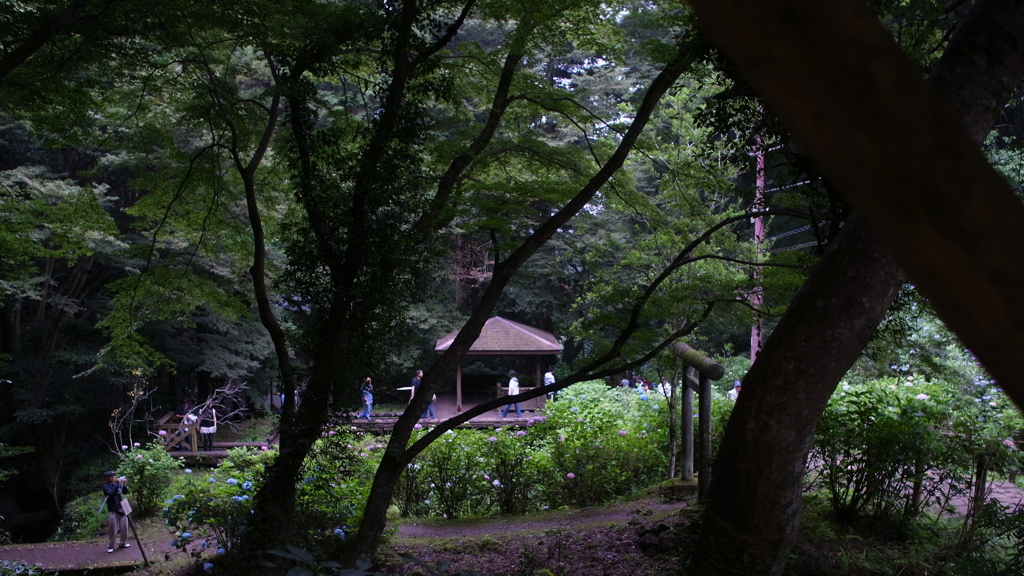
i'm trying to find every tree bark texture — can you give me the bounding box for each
[685,0,1024,574]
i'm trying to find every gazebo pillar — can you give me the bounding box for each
[456,362,463,412]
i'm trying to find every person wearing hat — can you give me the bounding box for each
[728,380,742,401]
[101,470,130,552]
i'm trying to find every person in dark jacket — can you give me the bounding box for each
[101,471,130,552]
[198,406,217,451]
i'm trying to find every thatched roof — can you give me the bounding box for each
[434,316,563,355]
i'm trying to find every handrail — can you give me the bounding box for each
[154,411,198,452]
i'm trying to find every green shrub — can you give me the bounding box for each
[118,444,181,516]
[292,426,380,553]
[419,428,492,518]
[51,492,107,542]
[811,375,1024,527]
[164,429,377,563]
[538,381,667,507]
[479,426,548,515]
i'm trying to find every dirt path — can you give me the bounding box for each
[382,497,695,576]
[392,497,690,540]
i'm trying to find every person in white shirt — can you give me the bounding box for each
[544,366,556,400]
[728,380,742,401]
[501,369,522,418]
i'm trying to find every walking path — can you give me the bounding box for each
[0,538,146,572]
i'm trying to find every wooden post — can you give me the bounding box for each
[681,382,695,481]
[698,372,712,502]
[456,362,463,412]
[671,342,725,381]
[667,375,678,478]
[670,341,723,497]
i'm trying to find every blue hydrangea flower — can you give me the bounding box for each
[640,394,648,400]
[241,481,252,490]
[226,478,238,485]
[172,494,184,500]
[181,532,192,539]
[203,562,214,571]
[232,496,243,503]
[217,548,226,555]
[333,528,345,539]
[184,469,192,474]
[208,477,216,483]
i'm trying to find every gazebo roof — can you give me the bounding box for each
[434,316,563,355]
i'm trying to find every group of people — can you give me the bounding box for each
[354,365,559,422]
[173,399,217,451]
[501,365,557,418]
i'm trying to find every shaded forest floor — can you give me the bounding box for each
[8,479,1024,576]
[380,497,694,576]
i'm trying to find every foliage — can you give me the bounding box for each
[163,448,276,555]
[416,428,492,519]
[811,374,1024,528]
[117,444,182,517]
[531,381,667,507]
[937,499,1024,576]
[0,560,43,576]
[164,429,378,564]
[293,426,382,553]
[0,444,33,484]
[792,491,1024,576]
[479,426,549,515]
[50,491,107,542]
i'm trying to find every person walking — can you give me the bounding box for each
[501,369,522,418]
[411,369,435,420]
[544,365,557,401]
[358,377,374,420]
[101,471,130,553]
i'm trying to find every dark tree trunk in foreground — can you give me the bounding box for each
[686,0,1024,574]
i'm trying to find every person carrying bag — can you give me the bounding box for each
[101,471,131,553]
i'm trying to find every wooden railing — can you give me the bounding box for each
[154,411,198,452]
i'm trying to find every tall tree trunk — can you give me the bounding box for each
[685,0,1024,574]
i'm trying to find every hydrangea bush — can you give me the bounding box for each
[163,449,269,555]
[479,425,548,514]
[117,444,181,516]
[163,428,379,565]
[537,381,667,507]
[418,428,492,518]
[811,374,1024,525]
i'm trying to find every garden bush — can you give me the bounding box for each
[117,443,181,516]
[418,428,492,518]
[535,381,667,507]
[479,425,549,515]
[163,428,379,566]
[811,374,1024,527]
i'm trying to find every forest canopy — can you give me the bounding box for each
[2,0,1023,574]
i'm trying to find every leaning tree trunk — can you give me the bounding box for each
[685,0,1024,574]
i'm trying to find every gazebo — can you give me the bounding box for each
[434,316,563,412]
